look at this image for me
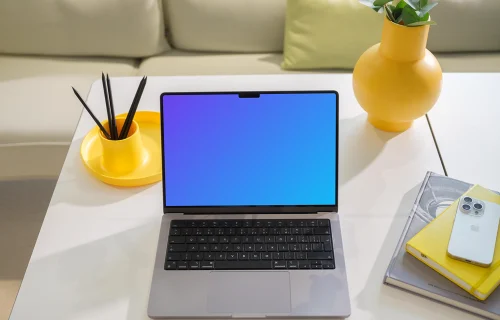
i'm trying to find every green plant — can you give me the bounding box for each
[360,0,438,26]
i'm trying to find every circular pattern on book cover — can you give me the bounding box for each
[80,111,162,187]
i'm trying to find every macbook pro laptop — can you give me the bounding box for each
[148,91,350,318]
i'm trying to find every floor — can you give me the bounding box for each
[0,179,56,320]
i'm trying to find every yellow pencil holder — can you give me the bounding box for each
[98,118,147,175]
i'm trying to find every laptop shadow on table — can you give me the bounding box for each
[50,137,156,208]
[354,183,467,319]
[339,115,401,186]
[10,220,160,320]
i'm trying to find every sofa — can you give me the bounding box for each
[1,0,500,180]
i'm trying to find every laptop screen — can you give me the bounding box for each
[161,92,338,208]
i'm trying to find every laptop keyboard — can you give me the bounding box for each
[164,219,335,270]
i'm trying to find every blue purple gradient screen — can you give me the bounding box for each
[162,93,337,207]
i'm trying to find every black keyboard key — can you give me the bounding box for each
[222,244,233,252]
[290,244,300,252]
[312,264,323,269]
[313,244,323,251]
[270,228,280,235]
[209,236,219,243]
[181,253,191,261]
[169,236,185,244]
[231,220,243,228]
[205,228,214,236]
[292,228,301,235]
[170,228,181,236]
[193,253,203,261]
[220,221,230,228]
[243,221,252,227]
[279,244,289,251]
[265,220,275,227]
[220,236,230,243]
[249,228,259,235]
[239,252,249,260]
[177,261,188,269]
[166,253,180,261]
[288,261,299,269]
[287,236,297,243]
[210,221,219,227]
[301,244,312,252]
[165,261,177,270]
[181,228,192,235]
[297,220,307,227]
[230,236,241,243]
[201,261,214,269]
[303,228,313,235]
[321,235,332,243]
[276,236,286,243]
[324,243,333,251]
[168,244,187,252]
[315,227,331,235]
[298,236,308,243]
[273,252,284,260]
[281,228,291,235]
[253,221,264,227]
[277,221,286,227]
[307,220,318,227]
[216,253,226,260]
[194,228,204,235]
[225,228,236,236]
[211,244,221,251]
[204,253,216,260]
[186,236,197,243]
[199,244,210,252]
[250,253,260,260]
[171,221,185,228]
[216,228,225,235]
[309,235,320,243]
[189,262,200,269]
[234,244,243,252]
[254,236,265,243]
[265,236,275,243]
[322,261,335,269]
[238,228,247,235]
[187,244,198,252]
[198,236,208,243]
[267,244,278,252]
[295,252,307,260]
[284,252,293,260]
[286,220,296,227]
[215,261,272,270]
[245,244,254,252]
[256,244,266,252]
[260,228,269,235]
[308,252,334,260]
[262,253,272,260]
[298,261,310,269]
[242,236,252,243]
[187,221,198,228]
[318,219,330,227]
[199,221,209,228]
[273,261,287,269]
[227,253,238,261]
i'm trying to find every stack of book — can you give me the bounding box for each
[385,172,500,319]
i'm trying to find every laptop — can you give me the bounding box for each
[148,91,350,318]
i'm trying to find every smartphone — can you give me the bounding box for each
[448,196,500,267]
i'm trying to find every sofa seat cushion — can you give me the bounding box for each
[0,55,138,145]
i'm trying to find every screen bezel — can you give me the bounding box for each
[160,91,339,214]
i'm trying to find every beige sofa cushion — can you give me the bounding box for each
[428,0,500,52]
[0,0,169,58]
[164,0,286,52]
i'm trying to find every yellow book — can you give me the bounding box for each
[406,185,500,300]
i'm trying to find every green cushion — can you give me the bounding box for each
[282,0,384,70]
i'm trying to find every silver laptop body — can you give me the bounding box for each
[148,91,351,318]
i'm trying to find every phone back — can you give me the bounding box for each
[448,198,500,266]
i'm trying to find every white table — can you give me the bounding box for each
[428,73,500,191]
[10,75,449,320]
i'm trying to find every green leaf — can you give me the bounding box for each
[385,5,396,22]
[359,0,383,11]
[373,0,392,6]
[405,0,419,10]
[396,0,407,9]
[420,0,428,8]
[393,7,403,19]
[400,5,421,25]
[421,12,430,21]
[407,20,437,26]
[419,2,438,16]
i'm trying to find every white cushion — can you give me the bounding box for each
[164,0,286,52]
[0,0,169,58]
[428,0,500,52]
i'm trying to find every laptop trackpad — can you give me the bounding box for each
[207,271,291,314]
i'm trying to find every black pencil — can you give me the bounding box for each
[106,74,118,139]
[72,87,111,139]
[119,76,147,139]
[101,73,114,140]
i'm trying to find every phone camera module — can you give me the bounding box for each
[463,197,473,203]
[474,203,483,210]
[462,204,471,211]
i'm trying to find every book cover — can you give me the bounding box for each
[384,172,500,319]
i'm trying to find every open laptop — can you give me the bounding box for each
[148,91,350,318]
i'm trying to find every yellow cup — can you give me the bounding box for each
[98,118,147,175]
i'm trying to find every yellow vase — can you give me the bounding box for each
[353,17,442,132]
